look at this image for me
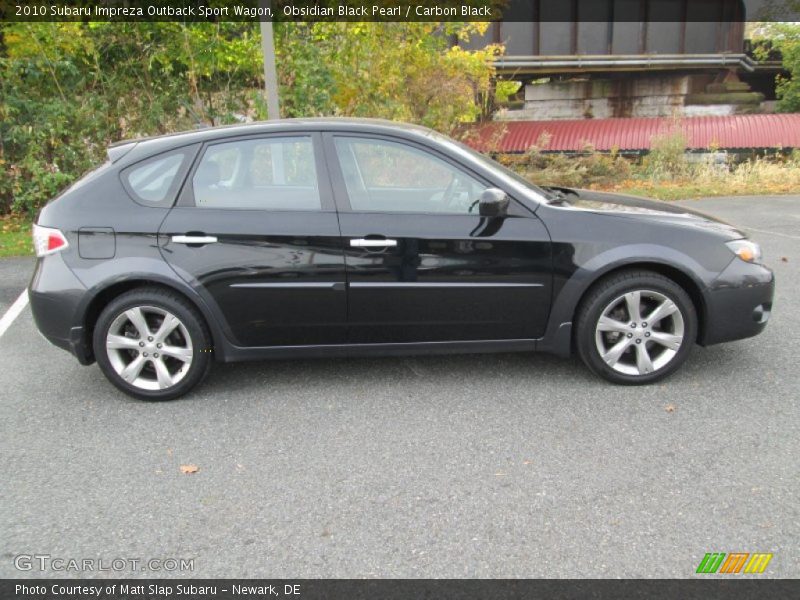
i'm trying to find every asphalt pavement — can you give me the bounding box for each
[1,196,797,578]
[0,257,30,315]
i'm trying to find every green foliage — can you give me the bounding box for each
[0,22,264,216]
[273,23,499,131]
[752,21,800,112]
[495,80,522,104]
[273,24,336,118]
[1,22,498,217]
[0,214,33,257]
[495,138,800,200]
[641,129,690,180]
[498,143,632,189]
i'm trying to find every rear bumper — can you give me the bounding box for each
[28,256,93,364]
[700,259,775,346]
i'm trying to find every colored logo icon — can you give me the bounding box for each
[696,552,773,574]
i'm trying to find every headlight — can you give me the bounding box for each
[726,239,762,264]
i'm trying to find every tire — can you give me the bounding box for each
[575,270,698,385]
[93,287,212,400]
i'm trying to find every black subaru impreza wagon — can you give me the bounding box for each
[29,119,774,399]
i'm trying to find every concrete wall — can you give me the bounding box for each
[504,75,689,120]
[496,74,761,120]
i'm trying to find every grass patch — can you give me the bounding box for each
[0,215,33,258]
[587,177,800,201]
[523,159,800,201]
[500,133,800,201]
[600,154,800,200]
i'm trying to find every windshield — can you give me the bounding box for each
[426,131,551,202]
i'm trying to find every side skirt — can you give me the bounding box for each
[217,338,542,363]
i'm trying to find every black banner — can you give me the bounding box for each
[2,579,800,600]
[2,0,800,23]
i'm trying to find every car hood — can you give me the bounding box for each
[545,187,747,240]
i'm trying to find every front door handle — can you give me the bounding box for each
[172,235,218,245]
[350,238,398,248]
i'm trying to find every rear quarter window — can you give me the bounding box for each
[121,145,198,207]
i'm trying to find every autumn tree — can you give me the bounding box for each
[753,2,800,112]
[1,21,499,216]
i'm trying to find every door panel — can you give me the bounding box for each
[159,209,346,347]
[157,133,346,348]
[326,133,553,344]
[339,213,552,343]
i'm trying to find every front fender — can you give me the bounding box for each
[538,243,723,356]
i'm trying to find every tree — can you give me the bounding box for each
[1,21,264,214]
[773,24,800,112]
[1,21,500,216]
[753,3,800,112]
[274,22,500,132]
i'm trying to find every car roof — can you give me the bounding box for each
[109,117,440,160]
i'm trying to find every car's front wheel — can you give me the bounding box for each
[93,288,212,400]
[576,270,698,385]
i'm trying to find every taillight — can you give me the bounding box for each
[32,224,69,257]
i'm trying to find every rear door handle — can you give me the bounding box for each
[172,235,218,245]
[350,238,398,248]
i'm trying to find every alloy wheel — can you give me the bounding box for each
[594,289,685,377]
[105,305,194,391]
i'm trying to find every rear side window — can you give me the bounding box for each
[122,146,197,207]
[191,136,320,210]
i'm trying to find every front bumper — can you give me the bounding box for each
[700,258,775,346]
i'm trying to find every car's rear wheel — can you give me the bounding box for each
[576,270,697,385]
[93,288,212,400]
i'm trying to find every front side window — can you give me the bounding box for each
[333,137,486,214]
[192,137,320,210]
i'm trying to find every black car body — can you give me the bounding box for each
[29,118,774,399]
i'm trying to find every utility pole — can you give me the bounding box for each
[259,0,280,120]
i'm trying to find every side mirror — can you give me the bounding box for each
[478,188,509,218]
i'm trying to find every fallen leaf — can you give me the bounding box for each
[180,464,199,474]
[665,404,676,413]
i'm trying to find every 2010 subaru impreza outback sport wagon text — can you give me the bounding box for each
[28,119,775,400]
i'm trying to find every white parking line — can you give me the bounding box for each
[0,290,29,338]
